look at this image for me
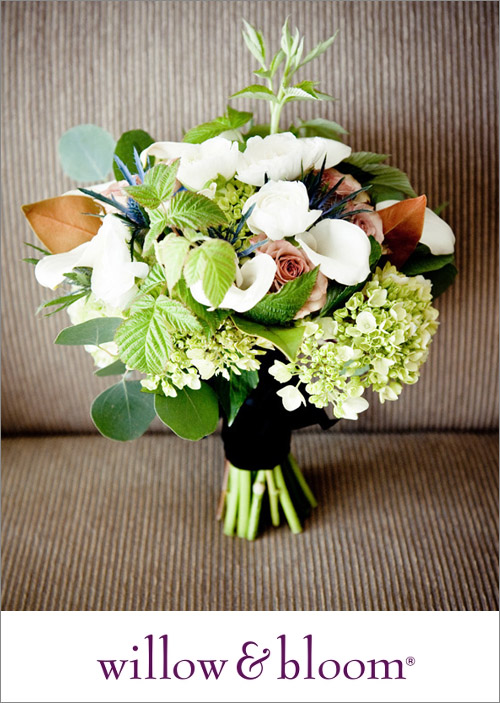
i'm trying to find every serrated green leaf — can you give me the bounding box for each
[197,239,236,307]
[113,129,154,180]
[174,278,228,335]
[184,247,207,286]
[242,19,266,67]
[230,85,277,102]
[91,380,156,441]
[280,17,293,55]
[167,191,227,231]
[297,118,348,139]
[155,383,219,440]
[183,119,229,144]
[124,183,161,209]
[401,244,454,276]
[284,86,320,101]
[226,106,253,129]
[156,295,202,334]
[155,233,191,291]
[94,359,127,376]
[269,49,286,77]
[298,32,338,68]
[210,369,259,426]
[142,210,169,256]
[55,317,123,346]
[345,151,390,170]
[139,263,167,295]
[245,268,319,325]
[144,161,180,201]
[231,316,305,361]
[368,165,417,198]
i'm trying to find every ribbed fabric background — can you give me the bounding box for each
[1,0,498,434]
[2,432,498,611]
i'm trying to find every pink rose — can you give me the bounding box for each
[344,202,384,244]
[258,239,328,318]
[321,168,370,203]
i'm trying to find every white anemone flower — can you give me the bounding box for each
[242,180,322,240]
[189,253,276,313]
[376,200,456,255]
[296,219,371,285]
[236,132,352,186]
[141,136,240,191]
[276,385,306,412]
[35,215,149,310]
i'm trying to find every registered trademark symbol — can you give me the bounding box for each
[406,657,416,666]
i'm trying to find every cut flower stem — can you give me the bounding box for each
[221,456,316,540]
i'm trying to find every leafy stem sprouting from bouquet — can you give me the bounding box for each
[231,19,337,135]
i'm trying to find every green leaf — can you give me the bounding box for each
[112,129,155,180]
[197,239,237,307]
[368,185,407,204]
[401,244,454,276]
[125,161,180,210]
[368,165,417,198]
[243,124,271,140]
[433,201,449,216]
[369,237,383,268]
[425,263,458,298]
[211,369,259,425]
[269,49,286,77]
[319,281,362,317]
[182,120,229,144]
[91,380,156,441]
[242,19,266,67]
[37,291,88,316]
[54,317,123,346]
[155,383,219,440]
[94,359,127,376]
[58,124,116,183]
[139,263,167,295]
[231,316,305,361]
[155,233,191,291]
[297,117,348,139]
[114,300,173,375]
[174,278,228,335]
[142,209,169,255]
[344,151,390,170]
[226,106,254,129]
[124,183,162,209]
[230,84,277,102]
[298,32,338,68]
[167,191,227,231]
[245,268,319,325]
[280,17,293,55]
[155,295,202,334]
[184,247,207,287]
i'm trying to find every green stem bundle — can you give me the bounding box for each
[221,454,317,540]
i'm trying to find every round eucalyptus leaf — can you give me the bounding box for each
[91,380,156,441]
[58,124,116,182]
[155,383,219,440]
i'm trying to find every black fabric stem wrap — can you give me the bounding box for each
[221,351,338,471]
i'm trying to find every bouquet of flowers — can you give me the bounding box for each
[23,20,456,540]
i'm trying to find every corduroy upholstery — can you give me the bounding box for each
[1,1,498,611]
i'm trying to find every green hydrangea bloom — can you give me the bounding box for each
[212,177,256,233]
[271,263,439,419]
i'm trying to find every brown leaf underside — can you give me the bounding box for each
[378,195,427,268]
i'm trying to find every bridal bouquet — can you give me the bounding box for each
[23,20,456,539]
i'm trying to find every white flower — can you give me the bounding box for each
[242,180,322,240]
[269,360,293,383]
[356,311,377,334]
[277,385,306,412]
[141,136,240,191]
[341,396,369,420]
[296,219,371,285]
[236,132,352,187]
[35,214,149,310]
[376,200,455,255]
[190,253,276,313]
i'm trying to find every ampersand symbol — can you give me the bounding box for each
[236,641,271,680]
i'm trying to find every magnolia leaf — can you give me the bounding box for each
[424,263,458,298]
[113,129,154,180]
[58,124,116,182]
[155,383,219,440]
[245,268,319,325]
[155,234,191,291]
[377,195,427,268]
[401,243,454,276]
[91,380,156,441]
[21,195,103,253]
[55,317,123,346]
[231,316,305,361]
[167,191,227,231]
[94,359,127,377]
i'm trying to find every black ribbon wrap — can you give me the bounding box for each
[221,351,338,471]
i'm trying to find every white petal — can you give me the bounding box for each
[34,241,92,289]
[375,201,455,256]
[341,396,369,420]
[140,141,195,164]
[276,386,306,412]
[298,137,352,169]
[190,254,276,313]
[296,219,371,285]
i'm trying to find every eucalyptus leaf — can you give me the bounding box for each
[58,124,116,182]
[54,317,123,346]
[155,383,219,440]
[91,380,156,441]
[94,359,127,376]
[112,129,154,180]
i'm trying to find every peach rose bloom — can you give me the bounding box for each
[344,202,384,244]
[258,239,328,318]
[320,167,370,203]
